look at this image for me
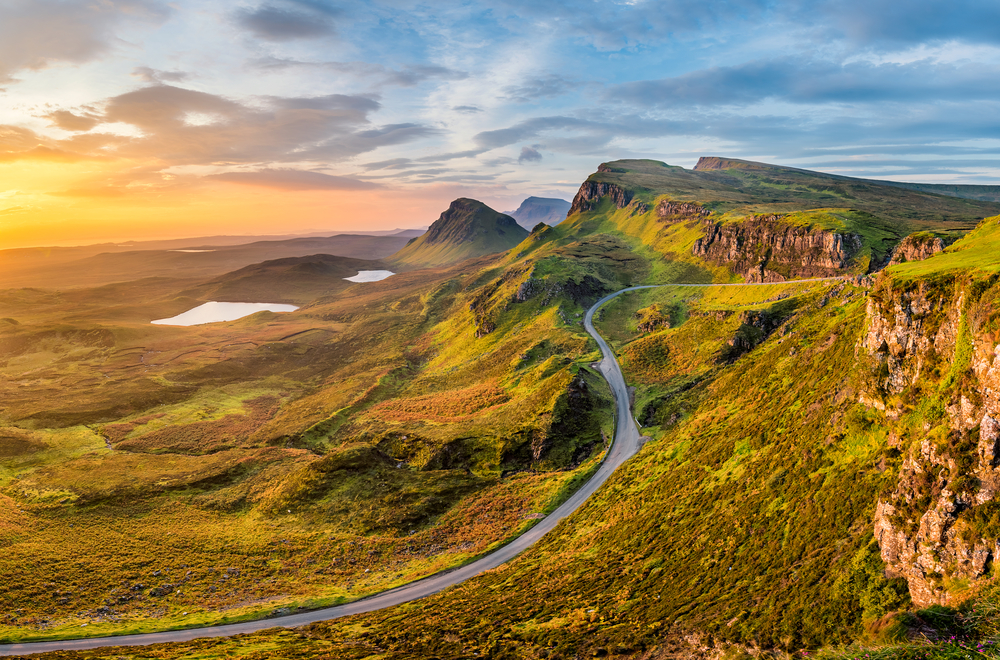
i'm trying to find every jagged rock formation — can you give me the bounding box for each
[861,279,1000,605]
[692,215,862,282]
[504,196,571,229]
[656,200,710,224]
[568,181,634,215]
[391,198,529,268]
[889,233,945,265]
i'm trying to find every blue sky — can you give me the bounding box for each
[1,0,1000,244]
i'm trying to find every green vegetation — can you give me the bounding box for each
[7,159,1000,660]
[390,198,529,268]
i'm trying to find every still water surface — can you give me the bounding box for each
[344,270,395,282]
[151,301,298,326]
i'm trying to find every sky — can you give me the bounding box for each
[2,0,1000,248]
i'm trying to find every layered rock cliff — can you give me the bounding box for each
[568,181,635,216]
[861,275,1000,606]
[692,215,863,282]
[655,200,710,223]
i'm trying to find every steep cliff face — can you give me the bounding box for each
[692,215,863,282]
[568,181,635,216]
[861,276,1000,606]
[889,233,945,266]
[655,199,710,224]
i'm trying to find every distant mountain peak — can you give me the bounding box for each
[504,196,571,229]
[390,198,529,268]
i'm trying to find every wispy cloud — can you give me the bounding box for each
[235,1,340,41]
[0,0,171,82]
[209,168,381,190]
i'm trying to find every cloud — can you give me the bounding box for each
[518,146,542,163]
[505,75,575,102]
[85,84,428,165]
[415,150,485,162]
[44,110,100,132]
[252,57,467,88]
[131,66,189,83]
[609,58,1000,108]
[474,115,690,151]
[361,158,417,171]
[452,105,483,114]
[0,145,93,163]
[490,0,1000,52]
[811,0,1000,46]
[0,0,171,83]
[209,168,381,190]
[236,1,340,41]
[0,127,98,161]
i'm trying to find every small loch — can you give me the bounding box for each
[152,301,299,326]
[344,270,395,283]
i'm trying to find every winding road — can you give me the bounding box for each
[0,280,832,657]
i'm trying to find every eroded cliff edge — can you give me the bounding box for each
[859,266,1000,606]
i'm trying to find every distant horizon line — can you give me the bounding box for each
[0,228,432,253]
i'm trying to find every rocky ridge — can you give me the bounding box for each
[568,181,636,216]
[692,214,863,282]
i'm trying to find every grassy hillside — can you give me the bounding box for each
[0,222,634,643]
[7,161,1000,660]
[390,198,529,268]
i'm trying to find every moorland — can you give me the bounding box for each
[5,158,1000,659]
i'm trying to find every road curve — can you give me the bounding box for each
[1,279,836,657]
[0,287,651,657]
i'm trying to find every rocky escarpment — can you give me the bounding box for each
[889,233,945,265]
[692,215,863,282]
[656,200,710,224]
[861,277,1000,606]
[568,181,635,216]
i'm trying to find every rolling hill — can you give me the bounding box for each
[0,234,410,290]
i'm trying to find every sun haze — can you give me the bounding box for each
[2,0,1000,247]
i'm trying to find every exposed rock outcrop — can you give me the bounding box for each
[862,278,1000,605]
[656,200,710,224]
[859,281,957,395]
[889,233,945,265]
[692,215,862,282]
[568,181,634,216]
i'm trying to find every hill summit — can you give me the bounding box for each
[390,198,529,268]
[504,196,570,228]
